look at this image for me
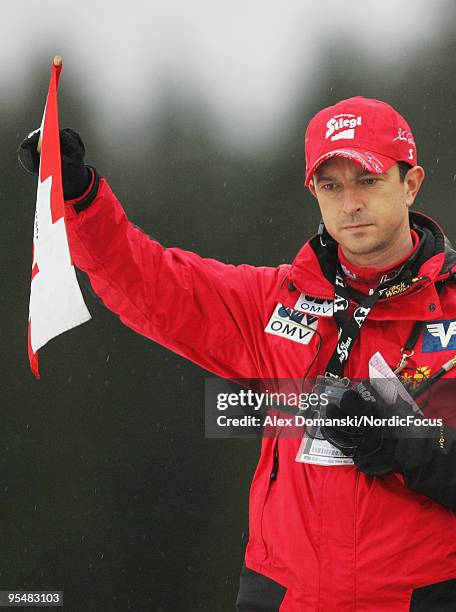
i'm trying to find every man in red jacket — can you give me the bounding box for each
[20,97,456,611]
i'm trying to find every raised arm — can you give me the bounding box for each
[19,125,281,380]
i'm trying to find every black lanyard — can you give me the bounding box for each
[324,268,425,379]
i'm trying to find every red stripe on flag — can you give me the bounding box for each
[39,63,64,224]
[28,320,40,380]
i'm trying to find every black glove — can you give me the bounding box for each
[18,128,92,200]
[321,380,456,510]
[321,381,432,476]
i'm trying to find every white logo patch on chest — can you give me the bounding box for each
[294,293,334,317]
[265,304,318,345]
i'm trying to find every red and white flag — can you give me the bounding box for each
[28,60,91,378]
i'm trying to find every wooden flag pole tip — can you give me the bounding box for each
[53,55,63,67]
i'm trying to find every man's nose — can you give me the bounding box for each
[340,188,364,215]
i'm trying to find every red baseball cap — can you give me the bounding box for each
[304,96,417,186]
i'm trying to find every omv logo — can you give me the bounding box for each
[265,304,318,345]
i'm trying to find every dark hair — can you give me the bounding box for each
[397,161,412,182]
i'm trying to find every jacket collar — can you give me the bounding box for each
[279,211,456,321]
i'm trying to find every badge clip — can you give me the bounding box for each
[394,349,414,375]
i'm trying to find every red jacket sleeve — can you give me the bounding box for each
[64,177,282,379]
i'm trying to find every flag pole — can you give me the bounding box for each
[37,56,63,156]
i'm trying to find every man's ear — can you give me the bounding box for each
[404,165,425,208]
[308,178,317,198]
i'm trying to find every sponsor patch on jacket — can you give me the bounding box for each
[422,320,456,352]
[293,293,334,317]
[265,304,318,345]
[400,366,431,390]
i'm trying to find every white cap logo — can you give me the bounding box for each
[326,114,362,141]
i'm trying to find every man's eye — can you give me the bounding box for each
[362,178,377,185]
[322,183,336,191]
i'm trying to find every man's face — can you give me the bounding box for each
[309,157,424,263]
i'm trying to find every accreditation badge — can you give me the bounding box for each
[295,430,354,466]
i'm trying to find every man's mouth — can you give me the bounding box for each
[342,224,373,231]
